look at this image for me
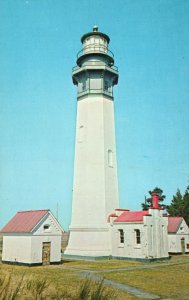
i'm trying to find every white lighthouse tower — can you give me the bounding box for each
[65,26,119,258]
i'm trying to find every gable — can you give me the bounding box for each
[33,212,63,235]
[174,219,189,234]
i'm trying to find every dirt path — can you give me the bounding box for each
[76,270,161,299]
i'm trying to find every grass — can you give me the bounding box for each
[0,263,136,300]
[100,256,189,299]
[0,256,188,299]
[62,259,142,271]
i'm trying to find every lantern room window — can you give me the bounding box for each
[82,81,86,91]
[104,80,109,91]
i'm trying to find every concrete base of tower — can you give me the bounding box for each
[64,226,112,258]
[63,254,111,261]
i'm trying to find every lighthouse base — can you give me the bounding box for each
[64,226,112,259]
[63,254,111,261]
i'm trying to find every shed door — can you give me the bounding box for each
[181,238,185,254]
[42,242,51,265]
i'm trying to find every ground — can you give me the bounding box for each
[0,255,189,299]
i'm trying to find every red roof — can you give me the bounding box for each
[115,211,151,223]
[168,217,183,233]
[1,210,49,233]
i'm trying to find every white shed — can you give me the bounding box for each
[1,210,64,266]
[168,216,189,254]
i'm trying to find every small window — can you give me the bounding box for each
[119,229,124,244]
[78,125,84,142]
[108,150,113,167]
[43,224,50,230]
[135,229,141,244]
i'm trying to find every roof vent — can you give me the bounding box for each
[93,25,98,32]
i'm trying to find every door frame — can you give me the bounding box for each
[42,242,51,265]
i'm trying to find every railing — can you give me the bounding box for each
[77,88,113,97]
[77,44,114,60]
[72,62,118,72]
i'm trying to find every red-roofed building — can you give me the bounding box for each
[109,194,169,260]
[168,217,189,254]
[108,203,189,259]
[1,210,64,265]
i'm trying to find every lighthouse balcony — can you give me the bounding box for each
[77,45,114,66]
[77,87,113,98]
[72,62,118,73]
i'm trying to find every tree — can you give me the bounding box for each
[167,186,189,226]
[166,189,184,216]
[183,186,189,226]
[141,187,166,210]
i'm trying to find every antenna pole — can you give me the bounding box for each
[56,202,59,220]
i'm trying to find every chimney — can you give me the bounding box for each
[152,193,159,209]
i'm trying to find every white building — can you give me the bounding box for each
[65,26,119,258]
[1,210,64,265]
[110,193,169,260]
[168,216,189,254]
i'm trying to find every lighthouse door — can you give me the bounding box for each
[42,242,51,265]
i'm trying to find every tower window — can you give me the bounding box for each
[78,125,84,142]
[135,229,141,244]
[108,150,113,167]
[118,229,124,244]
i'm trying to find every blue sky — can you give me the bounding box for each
[0,0,189,230]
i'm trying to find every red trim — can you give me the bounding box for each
[115,208,130,211]
[108,213,118,222]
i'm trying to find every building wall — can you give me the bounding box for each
[110,223,148,259]
[31,235,61,263]
[2,235,32,263]
[0,233,3,261]
[2,234,61,264]
[145,209,169,258]
[31,213,62,263]
[168,220,189,253]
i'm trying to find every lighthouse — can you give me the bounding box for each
[65,26,119,258]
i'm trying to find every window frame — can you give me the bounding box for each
[43,224,50,231]
[134,229,141,245]
[118,229,124,245]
